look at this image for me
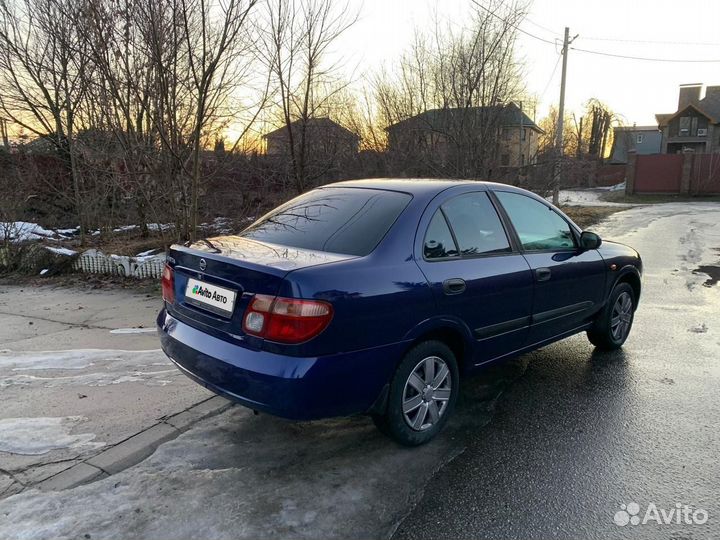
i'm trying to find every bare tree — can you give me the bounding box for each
[0,0,90,241]
[258,0,357,193]
[567,99,616,161]
[373,0,527,178]
[539,106,572,157]
[81,0,263,241]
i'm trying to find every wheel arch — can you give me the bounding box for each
[401,317,474,374]
[614,267,642,308]
[369,319,472,416]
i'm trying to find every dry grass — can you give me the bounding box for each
[560,206,626,230]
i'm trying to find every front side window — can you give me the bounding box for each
[241,187,411,256]
[495,192,575,251]
[440,193,511,256]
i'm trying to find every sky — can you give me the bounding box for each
[336,0,720,126]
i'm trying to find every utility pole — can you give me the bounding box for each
[553,26,576,205]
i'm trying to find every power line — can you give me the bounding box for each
[471,0,558,46]
[538,52,562,103]
[521,16,560,38]
[473,0,720,62]
[570,46,720,63]
[485,0,562,39]
[578,36,720,47]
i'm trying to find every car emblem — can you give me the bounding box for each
[199,258,207,271]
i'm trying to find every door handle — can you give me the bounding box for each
[443,278,466,295]
[535,267,552,282]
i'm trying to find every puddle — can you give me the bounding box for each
[692,264,720,287]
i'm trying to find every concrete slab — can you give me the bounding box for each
[2,325,160,351]
[0,284,212,493]
[86,423,178,475]
[0,314,71,347]
[164,397,232,430]
[37,463,106,491]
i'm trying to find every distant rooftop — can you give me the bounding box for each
[386,103,543,133]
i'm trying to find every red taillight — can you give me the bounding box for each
[161,264,175,304]
[242,294,333,344]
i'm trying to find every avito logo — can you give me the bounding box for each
[614,501,709,527]
[191,284,228,304]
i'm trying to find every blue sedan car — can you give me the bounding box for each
[158,179,642,445]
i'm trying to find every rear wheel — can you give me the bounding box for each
[373,340,459,446]
[587,282,636,350]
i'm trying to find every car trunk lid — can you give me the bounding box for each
[166,236,353,340]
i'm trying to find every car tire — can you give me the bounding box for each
[373,340,459,446]
[587,282,636,350]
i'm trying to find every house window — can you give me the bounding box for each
[636,134,644,144]
[501,154,510,166]
[521,153,525,166]
[521,129,527,141]
[504,129,512,141]
[679,117,690,136]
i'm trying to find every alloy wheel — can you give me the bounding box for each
[610,291,633,341]
[402,355,452,431]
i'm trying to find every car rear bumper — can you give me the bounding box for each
[157,308,409,420]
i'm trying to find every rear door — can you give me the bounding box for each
[415,190,534,365]
[493,190,606,345]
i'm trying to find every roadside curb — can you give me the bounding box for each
[36,396,232,492]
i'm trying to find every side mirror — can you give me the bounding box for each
[580,231,602,250]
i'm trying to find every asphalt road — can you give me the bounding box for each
[0,201,718,539]
[394,202,720,540]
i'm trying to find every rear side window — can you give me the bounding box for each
[495,191,575,251]
[440,193,511,256]
[424,211,459,259]
[240,187,411,256]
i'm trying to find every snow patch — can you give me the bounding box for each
[135,248,162,257]
[0,408,460,539]
[0,221,77,242]
[109,327,157,335]
[0,349,98,370]
[0,416,104,455]
[546,188,636,207]
[0,349,177,388]
[1,221,54,242]
[45,246,77,256]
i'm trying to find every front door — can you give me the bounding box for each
[493,191,606,345]
[416,191,534,364]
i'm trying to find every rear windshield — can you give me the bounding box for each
[240,187,412,256]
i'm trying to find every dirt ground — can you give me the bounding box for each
[560,205,627,229]
[0,273,162,296]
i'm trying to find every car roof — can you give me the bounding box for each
[324,178,527,196]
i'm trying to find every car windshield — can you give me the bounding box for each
[240,187,412,256]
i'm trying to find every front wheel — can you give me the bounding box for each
[587,282,636,350]
[373,340,459,446]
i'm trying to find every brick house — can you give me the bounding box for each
[263,117,359,158]
[656,83,720,154]
[386,103,543,168]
